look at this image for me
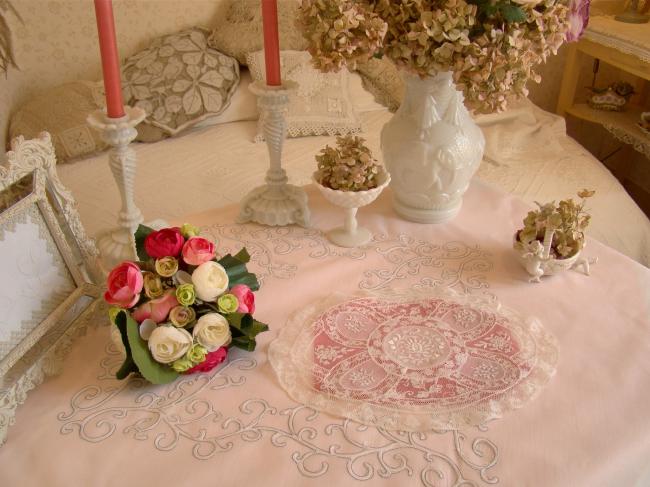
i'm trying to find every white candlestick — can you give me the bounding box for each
[239,80,310,227]
[87,106,146,271]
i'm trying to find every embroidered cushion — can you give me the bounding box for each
[207,0,307,66]
[121,27,240,138]
[246,50,361,142]
[9,82,108,163]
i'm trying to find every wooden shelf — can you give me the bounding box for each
[566,103,650,159]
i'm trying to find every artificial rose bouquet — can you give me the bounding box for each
[105,223,267,384]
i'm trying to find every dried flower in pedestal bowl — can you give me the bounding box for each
[313,136,390,247]
[514,189,597,282]
[315,135,381,192]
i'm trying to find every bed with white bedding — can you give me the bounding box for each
[56,98,650,267]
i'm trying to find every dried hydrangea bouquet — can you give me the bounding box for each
[298,0,587,223]
[313,135,390,247]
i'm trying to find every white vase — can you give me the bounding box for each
[380,72,485,223]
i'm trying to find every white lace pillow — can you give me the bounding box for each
[246,50,361,142]
[121,27,240,137]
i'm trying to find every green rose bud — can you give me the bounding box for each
[180,223,200,239]
[155,256,179,278]
[186,343,207,364]
[176,283,196,306]
[217,293,239,314]
[108,306,122,324]
[171,357,193,373]
[169,305,196,328]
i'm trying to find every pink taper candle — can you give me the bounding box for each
[261,0,281,86]
[93,0,125,118]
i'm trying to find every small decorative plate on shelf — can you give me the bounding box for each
[269,288,559,432]
[638,112,650,137]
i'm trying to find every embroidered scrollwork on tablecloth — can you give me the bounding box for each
[269,289,558,432]
[58,341,499,486]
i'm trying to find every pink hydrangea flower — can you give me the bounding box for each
[104,261,143,308]
[182,237,216,266]
[132,290,179,323]
[566,0,590,42]
[230,284,255,314]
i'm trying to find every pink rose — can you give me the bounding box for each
[182,237,216,266]
[132,290,179,323]
[185,347,228,374]
[104,261,143,308]
[230,284,255,314]
[144,228,185,259]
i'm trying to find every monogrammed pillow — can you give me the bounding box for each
[246,50,361,142]
[121,27,240,137]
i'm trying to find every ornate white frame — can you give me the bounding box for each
[0,132,102,445]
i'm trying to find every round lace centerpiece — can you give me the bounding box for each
[269,291,558,431]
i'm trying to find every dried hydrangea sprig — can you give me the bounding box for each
[297,0,387,73]
[517,189,594,259]
[297,0,573,113]
[315,135,381,191]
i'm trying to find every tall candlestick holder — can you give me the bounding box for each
[87,106,146,272]
[239,80,310,227]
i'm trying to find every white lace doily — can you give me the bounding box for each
[269,289,559,432]
[583,16,650,63]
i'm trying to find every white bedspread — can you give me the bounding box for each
[57,100,650,266]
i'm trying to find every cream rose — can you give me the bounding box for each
[148,326,193,364]
[192,313,231,351]
[191,261,229,302]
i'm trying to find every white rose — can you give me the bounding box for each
[191,261,229,302]
[148,326,193,364]
[193,313,231,351]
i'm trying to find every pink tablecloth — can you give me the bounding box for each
[1,182,649,487]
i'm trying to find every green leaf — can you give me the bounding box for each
[134,224,155,262]
[125,314,179,384]
[227,313,268,340]
[499,4,526,23]
[233,247,251,264]
[114,311,138,380]
[231,335,257,352]
[218,251,260,291]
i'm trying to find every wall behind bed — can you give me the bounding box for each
[0,0,229,151]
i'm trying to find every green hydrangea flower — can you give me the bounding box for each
[171,357,193,373]
[187,343,207,364]
[108,307,122,324]
[176,283,196,306]
[217,293,239,314]
[180,223,200,239]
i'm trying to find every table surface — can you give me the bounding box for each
[1,182,649,487]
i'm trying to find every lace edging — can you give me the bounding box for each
[254,123,362,143]
[269,288,559,432]
[0,299,105,446]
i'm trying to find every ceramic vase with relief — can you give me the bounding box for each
[380,72,485,223]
